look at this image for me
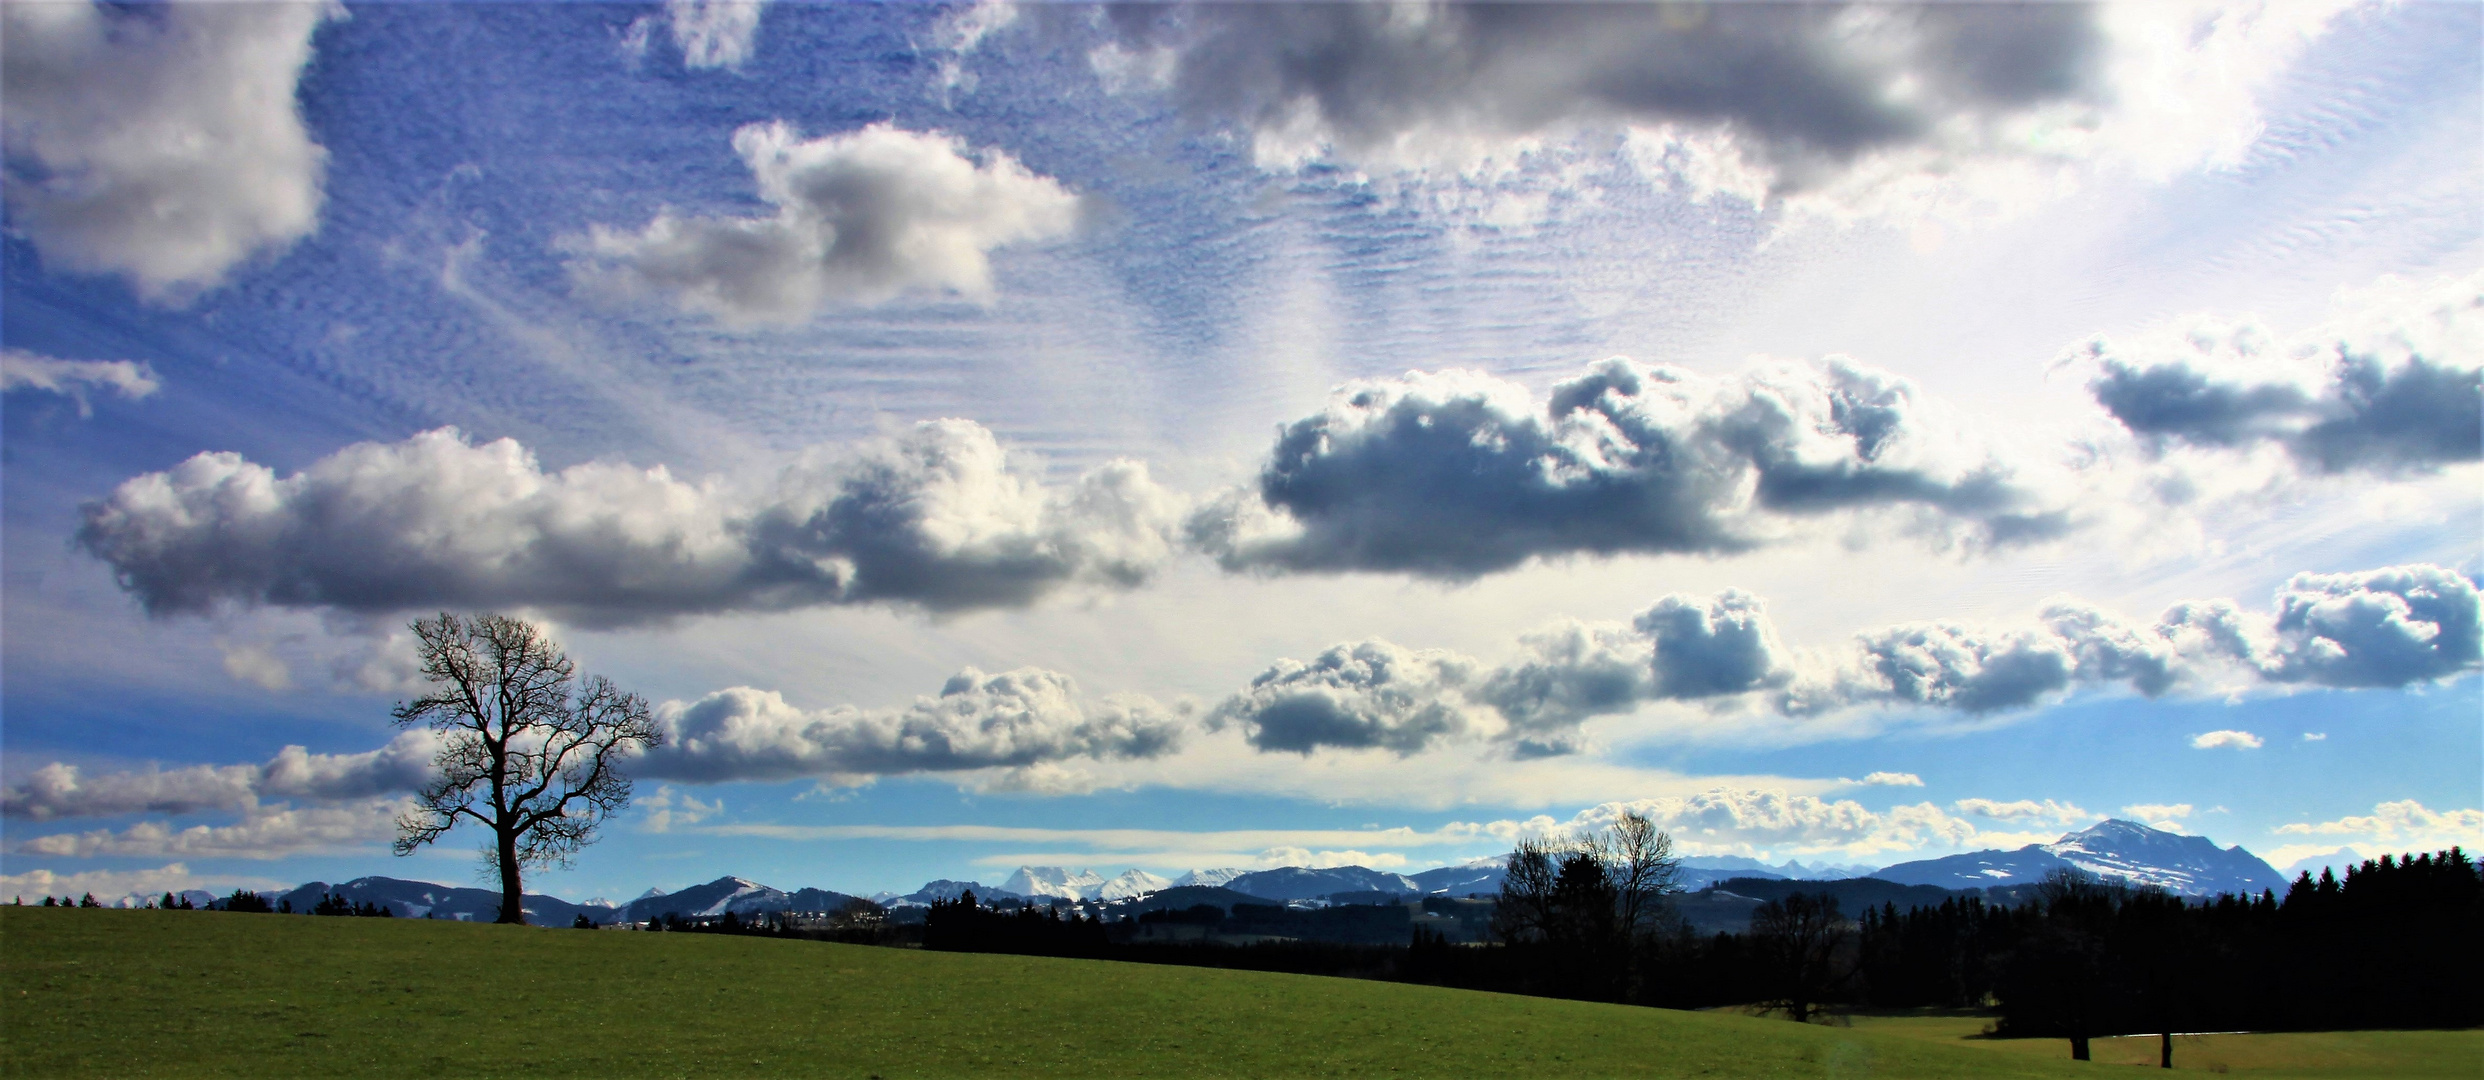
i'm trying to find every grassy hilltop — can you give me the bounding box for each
[3,909,2471,1078]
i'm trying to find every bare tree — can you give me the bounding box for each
[391,613,662,924]
[1605,810,1681,938]
[1749,892,1853,1023]
[1490,836,1562,945]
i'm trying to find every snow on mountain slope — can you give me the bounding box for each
[1096,870,1171,900]
[1873,820,2286,897]
[1226,865,1420,900]
[1172,868,1246,888]
[1001,866,1109,900]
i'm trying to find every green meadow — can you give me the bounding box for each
[4,909,2471,1078]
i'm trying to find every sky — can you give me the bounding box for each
[1,0,2477,907]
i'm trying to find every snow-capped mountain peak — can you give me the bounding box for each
[1873,819,2285,897]
[1001,866,1108,900]
[1096,870,1172,900]
[1173,867,1247,888]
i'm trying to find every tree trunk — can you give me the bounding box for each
[2069,1034,2090,1061]
[496,827,525,924]
[2160,1031,2172,1068]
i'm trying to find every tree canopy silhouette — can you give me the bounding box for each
[391,612,661,924]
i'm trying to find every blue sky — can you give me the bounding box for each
[2,0,2477,906]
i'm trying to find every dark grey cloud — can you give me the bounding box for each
[2083,272,2483,475]
[640,667,1184,784]
[1209,641,1480,756]
[1471,621,1650,757]
[1191,358,2064,577]
[1093,2,2105,188]
[2257,565,2482,689]
[1635,589,1794,699]
[76,422,1181,623]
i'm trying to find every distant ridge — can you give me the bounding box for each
[1873,819,2287,897]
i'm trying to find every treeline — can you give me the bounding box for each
[887,838,2480,1052]
[15,889,402,916]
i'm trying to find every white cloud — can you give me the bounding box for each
[2190,729,2265,750]
[0,349,159,416]
[76,421,1183,621]
[1561,789,1979,860]
[0,0,340,300]
[0,731,436,821]
[570,121,1081,321]
[2123,803,2195,822]
[2302,732,2327,741]
[216,639,292,692]
[641,667,1186,786]
[2268,800,2484,868]
[1858,772,1924,787]
[637,785,722,833]
[666,0,765,69]
[1953,798,2095,827]
[12,797,407,860]
[0,863,282,907]
[1204,561,2479,761]
[927,0,1019,95]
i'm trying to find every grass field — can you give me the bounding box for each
[3,909,2471,1078]
[1843,1014,2482,1079]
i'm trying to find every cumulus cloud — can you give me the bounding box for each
[75,420,1182,622]
[1066,1,2343,219]
[1089,3,2101,181]
[2255,565,2484,688]
[2080,271,2483,476]
[1,731,436,821]
[1954,798,2094,827]
[0,863,278,908]
[2272,800,2484,859]
[570,121,1081,321]
[12,798,405,860]
[1208,562,2479,760]
[1192,357,2065,578]
[1211,640,1485,756]
[641,667,1185,786]
[1470,620,1652,757]
[0,0,339,300]
[2190,730,2264,750]
[1561,789,1978,859]
[0,349,160,416]
[1859,772,1924,787]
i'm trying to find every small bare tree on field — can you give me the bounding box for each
[392,613,662,924]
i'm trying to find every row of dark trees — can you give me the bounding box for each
[886,836,2479,1061]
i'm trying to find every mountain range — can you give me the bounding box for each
[67,819,2289,918]
[1874,820,2288,897]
